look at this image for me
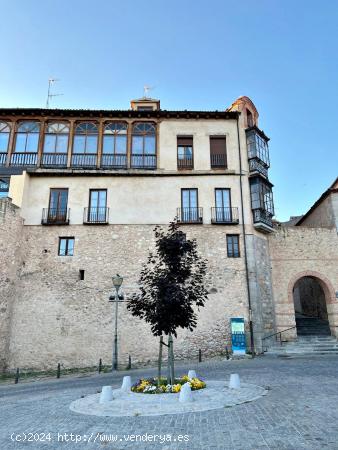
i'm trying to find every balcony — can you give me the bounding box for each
[101,154,127,169]
[41,153,68,168]
[252,208,274,233]
[210,153,227,168]
[248,159,268,178]
[177,158,193,170]
[10,152,38,167]
[131,154,156,169]
[177,207,203,224]
[71,154,97,168]
[83,207,109,224]
[0,153,7,166]
[41,208,70,225]
[211,207,239,224]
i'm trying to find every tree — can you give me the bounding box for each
[127,220,208,384]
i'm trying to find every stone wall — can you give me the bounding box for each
[6,223,249,370]
[0,199,24,371]
[269,226,338,339]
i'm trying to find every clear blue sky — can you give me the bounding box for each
[0,0,337,221]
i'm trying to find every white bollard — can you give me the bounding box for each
[229,373,241,389]
[99,386,113,403]
[120,376,132,392]
[179,382,194,403]
[188,370,197,379]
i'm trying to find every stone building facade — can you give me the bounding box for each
[0,96,337,371]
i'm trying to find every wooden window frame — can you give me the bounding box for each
[177,136,194,169]
[210,136,227,169]
[181,188,199,209]
[214,188,232,209]
[58,237,75,256]
[226,234,240,258]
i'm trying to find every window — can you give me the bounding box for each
[0,177,9,198]
[103,122,127,155]
[87,189,107,223]
[43,122,69,153]
[227,235,240,258]
[177,137,193,169]
[14,121,40,153]
[180,188,202,222]
[250,178,274,215]
[73,122,98,154]
[0,121,11,153]
[246,130,270,166]
[246,109,254,127]
[58,237,74,256]
[46,188,69,223]
[131,122,156,167]
[210,136,227,168]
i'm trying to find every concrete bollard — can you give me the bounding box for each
[188,370,197,379]
[229,373,241,389]
[120,376,132,392]
[179,382,193,403]
[99,386,113,404]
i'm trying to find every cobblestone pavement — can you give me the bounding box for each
[1,355,338,450]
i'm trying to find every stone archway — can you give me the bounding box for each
[288,271,336,337]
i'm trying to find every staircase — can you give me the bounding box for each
[264,317,338,356]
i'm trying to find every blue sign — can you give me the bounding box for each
[231,317,246,355]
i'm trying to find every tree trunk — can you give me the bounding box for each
[167,335,171,383]
[169,333,175,385]
[158,335,163,387]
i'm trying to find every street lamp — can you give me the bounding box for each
[109,274,124,371]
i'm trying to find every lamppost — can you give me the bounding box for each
[109,274,124,371]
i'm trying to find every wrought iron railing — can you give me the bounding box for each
[10,152,38,166]
[130,154,156,169]
[211,207,239,224]
[248,158,268,178]
[101,154,127,169]
[71,154,97,168]
[262,326,297,352]
[0,153,7,166]
[210,153,227,168]
[177,207,203,224]
[41,153,68,168]
[41,208,70,225]
[252,209,273,228]
[83,207,109,224]
[177,158,193,169]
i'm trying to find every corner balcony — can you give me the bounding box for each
[41,153,68,168]
[248,158,268,178]
[130,154,156,169]
[41,208,70,225]
[101,154,127,169]
[177,207,203,224]
[10,152,38,167]
[0,153,7,166]
[211,207,239,224]
[83,207,109,224]
[71,154,97,169]
[252,208,274,233]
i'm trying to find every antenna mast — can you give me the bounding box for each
[46,78,63,108]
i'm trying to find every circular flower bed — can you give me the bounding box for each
[131,375,206,394]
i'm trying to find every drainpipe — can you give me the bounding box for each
[236,115,255,357]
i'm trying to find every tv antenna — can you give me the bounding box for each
[46,78,63,108]
[143,85,155,98]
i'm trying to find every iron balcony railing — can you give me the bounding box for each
[41,208,70,225]
[211,207,239,224]
[41,153,68,168]
[130,154,156,169]
[177,158,193,169]
[177,207,203,224]
[10,152,38,166]
[248,158,268,178]
[83,207,109,224]
[210,153,227,168]
[252,208,273,228]
[0,153,7,166]
[101,154,127,169]
[71,154,97,168]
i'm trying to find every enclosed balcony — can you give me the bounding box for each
[41,208,70,225]
[252,208,274,230]
[177,207,203,224]
[131,154,157,169]
[246,128,270,179]
[71,153,97,168]
[0,153,7,166]
[250,177,275,233]
[211,207,239,224]
[83,207,109,224]
[101,154,127,169]
[10,152,38,167]
[41,153,68,168]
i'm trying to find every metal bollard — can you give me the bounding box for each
[127,355,131,370]
[14,368,19,384]
[99,358,102,374]
[57,363,61,379]
[198,349,202,363]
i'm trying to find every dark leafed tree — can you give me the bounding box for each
[127,220,208,384]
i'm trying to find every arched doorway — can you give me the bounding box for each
[293,276,330,336]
